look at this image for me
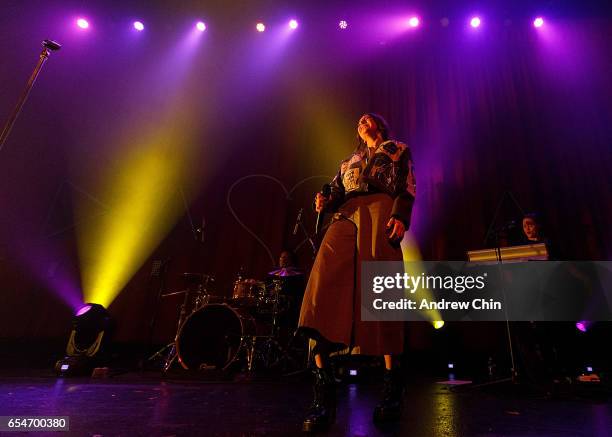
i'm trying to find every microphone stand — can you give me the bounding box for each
[0,40,61,153]
[459,190,525,391]
[294,208,317,259]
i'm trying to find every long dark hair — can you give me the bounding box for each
[354,113,391,153]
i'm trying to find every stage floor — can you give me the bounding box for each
[0,373,610,436]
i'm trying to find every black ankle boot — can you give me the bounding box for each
[373,368,404,422]
[302,367,336,432]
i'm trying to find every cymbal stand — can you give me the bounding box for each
[147,287,193,373]
[243,284,285,373]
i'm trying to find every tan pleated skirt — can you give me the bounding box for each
[298,193,405,356]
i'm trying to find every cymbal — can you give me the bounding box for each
[183,272,215,283]
[161,289,189,297]
[268,267,304,277]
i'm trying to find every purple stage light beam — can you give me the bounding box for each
[534,17,544,28]
[133,21,144,31]
[289,19,298,30]
[470,17,481,28]
[196,21,206,32]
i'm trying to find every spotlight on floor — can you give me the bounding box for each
[408,16,420,28]
[55,303,111,376]
[433,320,445,329]
[256,22,265,32]
[76,18,89,29]
[470,16,481,28]
[533,17,544,28]
[289,19,298,30]
[339,20,348,30]
[133,21,144,31]
[576,321,592,332]
[196,21,206,32]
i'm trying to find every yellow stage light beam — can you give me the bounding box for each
[287,81,354,173]
[76,117,198,307]
[401,234,442,323]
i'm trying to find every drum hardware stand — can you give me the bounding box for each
[277,329,311,377]
[146,287,194,373]
[142,258,170,369]
[240,284,287,373]
[262,283,290,369]
[243,335,283,373]
[191,274,214,309]
[252,283,310,374]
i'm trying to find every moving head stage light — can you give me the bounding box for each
[55,304,111,376]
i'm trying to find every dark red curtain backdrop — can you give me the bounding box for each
[0,3,610,345]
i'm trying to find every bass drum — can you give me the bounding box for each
[176,304,255,370]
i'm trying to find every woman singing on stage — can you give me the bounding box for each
[298,113,416,432]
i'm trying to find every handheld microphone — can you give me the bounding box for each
[293,208,303,235]
[315,184,332,234]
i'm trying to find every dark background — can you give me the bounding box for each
[0,1,610,370]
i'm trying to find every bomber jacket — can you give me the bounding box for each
[326,139,416,228]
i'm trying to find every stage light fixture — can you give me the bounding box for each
[576,321,592,332]
[433,320,445,329]
[55,303,112,376]
[408,16,420,28]
[470,17,481,28]
[339,20,348,29]
[133,21,144,31]
[533,17,544,28]
[256,22,265,32]
[75,304,92,316]
[76,18,89,29]
[349,369,358,376]
[448,363,454,369]
[196,21,206,32]
[289,19,298,30]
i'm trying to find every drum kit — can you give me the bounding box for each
[149,268,306,374]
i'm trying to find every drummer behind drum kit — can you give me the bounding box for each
[149,268,306,374]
